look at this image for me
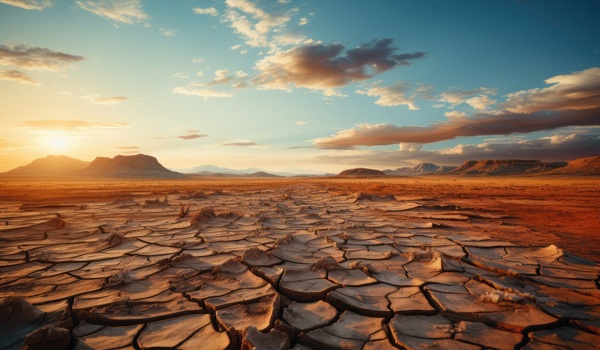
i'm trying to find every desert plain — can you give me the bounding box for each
[1,176,599,349]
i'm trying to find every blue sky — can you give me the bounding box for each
[1,0,599,173]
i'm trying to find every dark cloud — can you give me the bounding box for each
[0,69,39,85]
[252,39,425,92]
[178,133,207,140]
[314,130,600,168]
[314,67,600,149]
[0,44,84,71]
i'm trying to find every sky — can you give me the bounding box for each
[0,0,599,174]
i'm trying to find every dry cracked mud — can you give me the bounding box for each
[1,184,599,349]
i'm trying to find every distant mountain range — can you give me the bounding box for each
[349,157,600,176]
[180,164,322,177]
[3,155,599,179]
[383,163,457,176]
[2,154,186,179]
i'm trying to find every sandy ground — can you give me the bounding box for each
[0,176,599,349]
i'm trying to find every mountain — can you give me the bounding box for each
[80,154,186,178]
[384,163,456,176]
[181,164,325,177]
[190,171,280,178]
[338,168,387,177]
[544,156,600,175]
[2,155,89,177]
[449,159,567,176]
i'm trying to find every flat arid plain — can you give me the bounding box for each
[1,176,599,349]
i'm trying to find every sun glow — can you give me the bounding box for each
[42,135,70,153]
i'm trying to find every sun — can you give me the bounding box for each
[42,135,70,153]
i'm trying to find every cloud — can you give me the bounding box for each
[206,69,249,86]
[191,58,205,63]
[0,0,52,10]
[295,121,307,125]
[0,70,39,85]
[76,0,148,24]
[502,67,600,113]
[221,140,259,146]
[313,67,600,149]
[439,87,497,105]
[231,45,242,50]
[314,130,600,167]
[224,0,298,48]
[0,44,84,71]
[178,133,207,140]
[299,17,308,25]
[252,39,425,92]
[22,119,128,131]
[314,107,600,149]
[465,95,496,110]
[356,82,433,110]
[113,146,139,154]
[171,72,189,79]
[82,95,128,105]
[193,7,218,16]
[159,28,177,37]
[172,86,233,99]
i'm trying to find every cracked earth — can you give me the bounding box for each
[1,184,599,349]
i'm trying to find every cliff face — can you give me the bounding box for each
[545,156,600,175]
[80,154,187,178]
[449,160,567,175]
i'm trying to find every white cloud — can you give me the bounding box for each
[172,86,233,99]
[299,17,308,25]
[159,28,177,37]
[439,87,497,105]
[0,0,52,10]
[191,58,205,63]
[193,7,218,16]
[356,82,419,110]
[76,0,148,24]
[466,95,497,110]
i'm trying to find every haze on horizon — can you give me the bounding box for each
[1,0,599,174]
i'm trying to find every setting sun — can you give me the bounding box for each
[42,135,70,153]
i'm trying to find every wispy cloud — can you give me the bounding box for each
[0,69,39,85]
[356,82,433,110]
[22,119,128,131]
[82,95,128,105]
[76,0,148,24]
[0,0,52,10]
[0,44,84,71]
[172,85,233,99]
[313,67,600,149]
[159,28,177,37]
[224,0,298,48]
[314,130,600,167]
[114,145,139,154]
[252,39,425,93]
[439,87,497,105]
[193,7,218,16]
[221,139,260,147]
[299,17,308,25]
[177,133,207,140]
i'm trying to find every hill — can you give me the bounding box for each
[384,163,456,176]
[2,155,89,177]
[449,159,567,176]
[544,156,600,175]
[338,168,387,177]
[80,154,186,179]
